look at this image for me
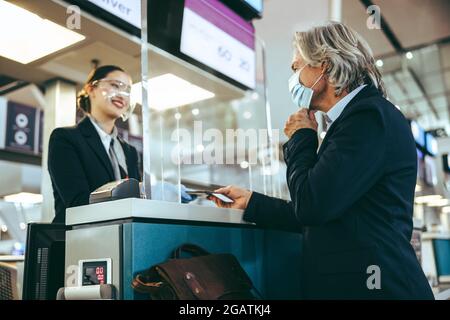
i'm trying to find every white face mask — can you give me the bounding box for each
[288,65,323,109]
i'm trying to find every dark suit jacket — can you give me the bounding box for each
[48,116,141,224]
[244,85,434,299]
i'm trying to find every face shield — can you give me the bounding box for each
[92,78,137,121]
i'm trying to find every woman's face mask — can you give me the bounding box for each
[288,64,323,109]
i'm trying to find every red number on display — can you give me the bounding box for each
[96,267,104,275]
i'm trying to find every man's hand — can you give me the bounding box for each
[284,109,318,139]
[207,185,252,210]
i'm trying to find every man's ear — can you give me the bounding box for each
[320,61,329,74]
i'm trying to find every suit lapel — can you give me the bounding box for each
[316,85,382,158]
[78,117,115,180]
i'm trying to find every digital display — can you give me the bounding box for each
[180,0,256,89]
[87,0,141,29]
[425,132,438,156]
[81,260,109,286]
[410,120,425,148]
[443,154,450,173]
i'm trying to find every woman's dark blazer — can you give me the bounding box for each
[48,116,141,224]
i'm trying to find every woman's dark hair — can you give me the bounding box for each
[77,65,125,113]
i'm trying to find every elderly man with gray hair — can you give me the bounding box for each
[211,22,434,299]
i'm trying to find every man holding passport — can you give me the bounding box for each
[211,22,433,300]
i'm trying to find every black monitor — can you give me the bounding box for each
[443,154,450,173]
[221,0,263,20]
[22,223,70,300]
[68,0,256,91]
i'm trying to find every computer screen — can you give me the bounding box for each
[22,223,69,300]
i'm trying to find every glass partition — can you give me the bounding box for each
[137,0,281,205]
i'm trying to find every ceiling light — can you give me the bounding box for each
[174,112,182,120]
[1,225,7,233]
[415,195,442,204]
[243,111,252,119]
[0,0,85,64]
[132,74,215,111]
[405,52,413,60]
[427,199,450,207]
[376,59,383,67]
[4,192,43,204]
[441,206,450,214]
[191,108,200,116]
[240,161,249,169]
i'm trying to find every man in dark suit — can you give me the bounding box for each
[211,22,434,299]
[48,116,140,224]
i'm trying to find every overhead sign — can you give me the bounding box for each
[87,0,141,29]
[5,101,37,154]
[180,0,256,89]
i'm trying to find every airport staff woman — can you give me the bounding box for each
[48,65,140,224]
[211,22,434,299]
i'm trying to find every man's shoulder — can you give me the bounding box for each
[344,89,405,125]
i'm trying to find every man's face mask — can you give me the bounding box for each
[93,79,136,121]
[288,65,323,109]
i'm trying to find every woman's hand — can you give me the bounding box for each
[208,185,252,210]
[284,109,318,139]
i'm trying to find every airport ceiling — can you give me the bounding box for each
[0,0,449,130]
[0,0,244,105]
[342,0,450,131]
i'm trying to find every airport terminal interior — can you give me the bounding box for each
[0,0,450,300]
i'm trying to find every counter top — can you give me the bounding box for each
[422,232,450,240]
[66,198,247,226]
[0,255,24,262]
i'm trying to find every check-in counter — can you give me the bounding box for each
[64,198,303,299]
[422,232,450,284]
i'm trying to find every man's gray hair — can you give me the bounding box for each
[294,21,386,97]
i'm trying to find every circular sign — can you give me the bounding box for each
[14,130,27,145]
[16,113,29,128]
